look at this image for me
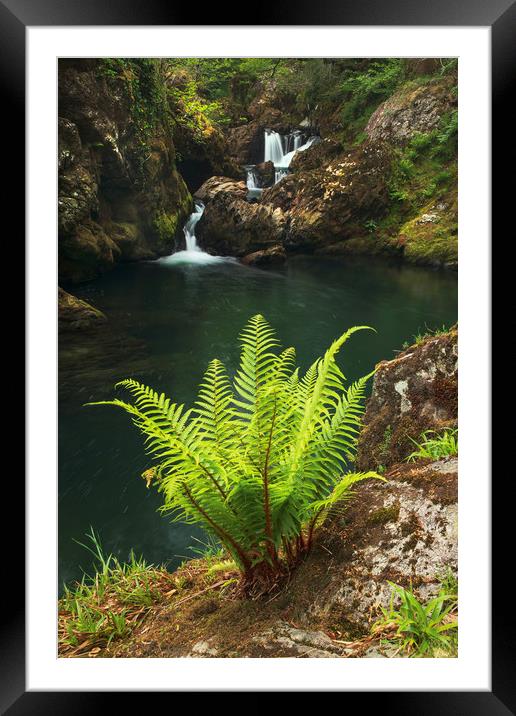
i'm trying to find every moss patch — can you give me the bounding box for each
[153,211,179,245]
[398,195,457,267]
[367,503,400,526]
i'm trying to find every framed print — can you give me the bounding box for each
[5,0,510,709]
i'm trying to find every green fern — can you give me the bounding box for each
[87,315,383,589]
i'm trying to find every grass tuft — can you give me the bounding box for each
[59,528,175,657]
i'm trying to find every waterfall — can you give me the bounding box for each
[277,134,319,170]
[245,167,259,190]
[275,168,289,183]
[264,130,285,165]
[244,165,263,201]
[160,200,224,265]
[183,200,205,251]
[264,130,319,184]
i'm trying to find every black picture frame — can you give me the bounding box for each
[6,0,508,710]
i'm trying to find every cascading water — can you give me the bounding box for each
[245,167,259,190]
[183,200,205,252]
[264,130,319,184]
[160,200,224,265]
[243,130,319,199]
[245,165,263,201]
[264,130,286,165]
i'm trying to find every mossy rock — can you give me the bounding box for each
[153,211,179,245]
[58,287,107,331]
[59,219,121,283]
[396,193,457,268]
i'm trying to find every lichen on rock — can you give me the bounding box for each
[357,326,458,471]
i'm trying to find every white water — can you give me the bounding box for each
[264,130,319,184]
[160,201,225,265]
[244,165,263,201]
[245,166,259,190]
[264,130,285,165]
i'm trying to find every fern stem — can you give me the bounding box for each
[262,396,279,565]
[181,483,252,574]
[199,463,228,501]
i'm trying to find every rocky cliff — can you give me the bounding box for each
[58,59,193,284]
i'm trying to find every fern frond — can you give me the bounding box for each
[87,316,378,581]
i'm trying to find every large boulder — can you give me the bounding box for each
[254,161,275,188]
[196,193,287,257]
[193,176,247,203]
[308,457,458,636]
[365,77,457,147]
[262,142,392,251]
[289,137,344,173]
[58,60,193,283]
[225,103,296,166]
[357,327,458,471]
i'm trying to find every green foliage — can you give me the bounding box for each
[168,78,230,140]
[407,428,458,462]
[374,581,458,657]
[339,60,406,128]
[88,315,382,588]
[409,324,452,346]
[98,58,168,136]
[438,568,458,598]
[59,528,169,653]
[364,218,378,234]
[407,109,458,164]
[97,59,171,188]
[439,58,458,76]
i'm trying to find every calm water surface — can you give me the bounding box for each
[59,255,457,587]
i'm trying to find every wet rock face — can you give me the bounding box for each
[58,287,107,332]
[171,121,241,193]
[365,78,456,146]
[58,60,192,283]
[357,327,458,471]
[196,193,287,257]
[225,108,295,165]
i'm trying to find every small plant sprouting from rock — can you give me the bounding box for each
[401,324,453,350]
[87,314,383,593]
[373,581,458,657]
[406,428,458,462]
